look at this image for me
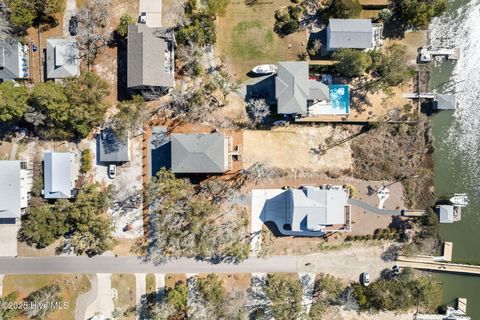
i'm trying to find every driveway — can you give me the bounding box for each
[84,273,115,320]
[0,223,20,256]
[63,0,77,37]
[139,0,162,27]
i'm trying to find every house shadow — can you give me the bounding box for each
[307,28,332,60]
[245,75,276,106]
[150,141,171,177]
[114,33,133,101]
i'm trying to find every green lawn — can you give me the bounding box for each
[217,0,307,80]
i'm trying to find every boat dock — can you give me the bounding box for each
[419,47,460,62]
[396,242,480,275]
[414,298,470,320]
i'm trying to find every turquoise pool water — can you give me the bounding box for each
[328,85,350,114]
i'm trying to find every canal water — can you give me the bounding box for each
[430,0,480,316]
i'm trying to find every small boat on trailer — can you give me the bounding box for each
[251,64,277,75]
[449,193,469,207]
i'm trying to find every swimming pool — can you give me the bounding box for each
[328,84,350,115]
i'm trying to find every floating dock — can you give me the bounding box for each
[419,47,460,62]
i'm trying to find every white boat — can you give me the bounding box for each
[449,193,469,207]
[251,64,277,74]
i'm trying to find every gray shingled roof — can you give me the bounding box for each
[435,94,456,110]
[0,40,21,81]
[438,205,454,223]
[127,24,175,88]
[327,19,373,50]
[98,129,130,163]
[0,161,26,219]
[287,187,347,232]
[171,133,226,173]
[308,79,330,101]
[276,61,309,114]
[44,152,74,199]
[46,39,80,79]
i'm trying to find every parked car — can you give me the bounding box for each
[360,272,370,286]
[139,12,147,24]
[272,120,289,127]
[108,164,116,179]
[69,16,78,36]
[392,265,400,276]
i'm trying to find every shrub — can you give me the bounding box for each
[80,149,92,174]
[117,12,134,37]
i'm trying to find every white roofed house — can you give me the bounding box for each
[43,152,76,199]
[0,160,30,223]
[326,19,383,51]
[252,185,352,236]
[46,38,80,80]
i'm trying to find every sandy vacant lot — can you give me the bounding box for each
[243,126,352,172]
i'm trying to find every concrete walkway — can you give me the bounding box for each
[134,273,146,320]
[348,198,402,215]
[154,273,165,301]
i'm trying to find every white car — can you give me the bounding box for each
[108,164,116,179]
[139,12,147,24]
[361,272,370,286]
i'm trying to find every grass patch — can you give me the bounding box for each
[217,0,307,80]
[112,274,136,320]
[2,274,91,320]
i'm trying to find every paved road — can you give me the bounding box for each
[348,198,402,215]
[0,256,299,274]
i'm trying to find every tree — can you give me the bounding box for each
[265,274,304,320]
[165,282,188,318]
[116,12,133,37]
[4,0,62,30]
[364,45,416,93]
[197,274,227,318]
[0,81,29,122]
[76,0,109,66]
[24,285,62,319]
[111,95,145,138]
[19,203,69,248]
[392,0,446,29]
[80,149,92,174]
[322,0,362,19]
[175,12,216,46]
[144,169,250,264]
[274,5,303,36]
[247,99,270,127]
[313,273,345,304]
[0,292,21,320]
[308,39,322,56]
[332,49,372,78]
[0,5,12,41]
[378,8,393,22]
[27,72,109,140]
[202,0,230,17]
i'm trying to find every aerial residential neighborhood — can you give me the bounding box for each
[0,0,477,319]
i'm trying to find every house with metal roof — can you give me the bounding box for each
[0,160,29,221]
[46,38,80,79]
[327,19,382,51]
[171,133,233,174]
[127,24,175,90]
[0,40,29,82]
[43,152,75,199]
[97,129,130,163]
[286,186,350,232]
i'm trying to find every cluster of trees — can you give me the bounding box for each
[175,0,229,47]
[274,5,304,36]
[320,0,362,19]
[333,44,415,94]
[0,72,109,140]
[0,285,62,320]
[4,0,62,31]
[403,207,441,256]
[110,95,146,138]
[354,268,442,312]
[265,274,304,320]
[19,183,116,256]
[391,0,446,30]
[143,169,250,264]
[160,71,239,123]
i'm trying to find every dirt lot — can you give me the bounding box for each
[2,274,91,320]
[243,125,352,172]
[112,273,136,320]
[217,0,308,80]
